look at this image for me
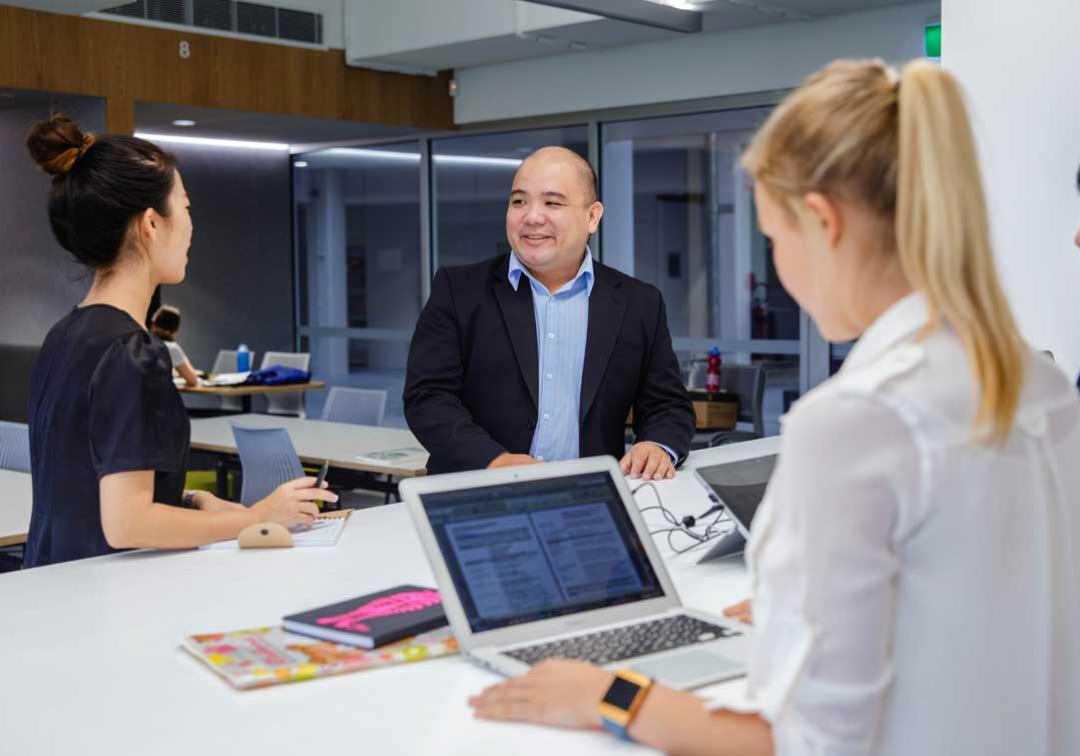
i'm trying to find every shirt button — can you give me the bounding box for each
[545,372,553,380]
[543,413,551,420]
[547,332,555,340]
[537,455,544,462]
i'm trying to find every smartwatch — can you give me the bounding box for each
[598,669,654,742]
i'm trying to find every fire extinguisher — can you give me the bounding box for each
[706,347,722,394]
[750,274,768,340]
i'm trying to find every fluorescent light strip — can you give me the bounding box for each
[134,132,290,151]
[313,148,522,168]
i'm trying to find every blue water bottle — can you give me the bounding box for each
[236,343,251,373]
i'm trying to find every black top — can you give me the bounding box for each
[404,254,695,474]
[25,305,191,568]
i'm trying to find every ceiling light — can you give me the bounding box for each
[134,133,290,151]
[172,119,196,127]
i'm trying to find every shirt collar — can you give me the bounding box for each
[508,247,595,297]
[841,291,931,373]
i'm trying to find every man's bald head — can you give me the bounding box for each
[517,146,598,205]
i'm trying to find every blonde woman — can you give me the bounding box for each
[468,60,1080,755]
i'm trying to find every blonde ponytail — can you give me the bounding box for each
[895,60,1024,442]
[742,58,1025,444]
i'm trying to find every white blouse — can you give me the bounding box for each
[743,293,1080,755]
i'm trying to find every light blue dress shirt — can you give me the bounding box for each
[508,250,593,463]
[508,250,677,465]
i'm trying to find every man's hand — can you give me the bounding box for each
[488,453,540,469]
[619,442,675,481]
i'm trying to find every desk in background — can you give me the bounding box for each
[0,469,32,548]
[0,445,751,755]
[179,381,326,415]
[189,413,427,499]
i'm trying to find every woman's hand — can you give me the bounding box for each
[724,597,753,625]
[468,659,614,730]
[249,476,337,529]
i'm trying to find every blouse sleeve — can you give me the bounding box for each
[88,332,187,479]
[747,389,921,756]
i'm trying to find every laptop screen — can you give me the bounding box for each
[694,455,777,531]
[419,471,666,634]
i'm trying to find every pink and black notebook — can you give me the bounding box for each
[283,585,448,649]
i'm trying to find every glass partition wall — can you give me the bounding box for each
[293,100,831,436]
[601,108,799,436]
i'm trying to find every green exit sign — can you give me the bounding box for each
[925,23,941,58]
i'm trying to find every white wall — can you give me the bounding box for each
[453,2,938,123]
[943,0,1080,378]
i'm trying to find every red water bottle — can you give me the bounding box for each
[706,347,721,394]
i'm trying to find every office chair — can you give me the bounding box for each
[260,351,311,417]
[708,364,766,447]
[212,348,257,413]
[321,387,387,427]
[231,425,305,506]
[0,421,31,473]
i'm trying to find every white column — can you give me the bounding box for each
[943,0,1080,376]
[309,169,349,378]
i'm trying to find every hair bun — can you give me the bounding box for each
[26,113,96,176]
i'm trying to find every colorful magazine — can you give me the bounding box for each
[182,625,458,690]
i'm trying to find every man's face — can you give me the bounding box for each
[506,153,602,277]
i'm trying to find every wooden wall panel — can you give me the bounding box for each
[0,5,454,131]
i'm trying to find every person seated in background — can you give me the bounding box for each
[404,146,695,479]
[23,114,335,568]
[149,304,198,387]
[468,59,1080,755]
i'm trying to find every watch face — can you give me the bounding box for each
[602,676,640,710]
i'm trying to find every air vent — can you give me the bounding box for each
[100,0,322,45]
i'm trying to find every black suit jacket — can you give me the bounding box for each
[404,254,695,474]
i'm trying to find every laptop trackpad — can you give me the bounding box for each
[631,648,743,689]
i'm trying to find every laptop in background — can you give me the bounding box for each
[400,456,750,690]
[692,452,777,563]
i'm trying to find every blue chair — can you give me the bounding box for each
[231,425,304,506]
[0,421,31,473]
[320,387,387,427]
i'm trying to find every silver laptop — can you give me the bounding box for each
[400,456,750,690]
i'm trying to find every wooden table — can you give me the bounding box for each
[189,414,427,499]
[0,469,33,548]
[179,381,326,414]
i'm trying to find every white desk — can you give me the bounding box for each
[0,444,767,755]
[189,413,428,477]
[0,469,33,547]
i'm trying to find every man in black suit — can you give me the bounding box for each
[404,146,694,477]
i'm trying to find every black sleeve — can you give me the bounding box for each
[632,288,696,465]
[403,268,507,472]
[88,332,187,479]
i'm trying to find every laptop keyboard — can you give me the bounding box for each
[504,614,741,667]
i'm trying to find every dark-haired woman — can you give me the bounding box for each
[150,304,199,387]
[24,115,335,568]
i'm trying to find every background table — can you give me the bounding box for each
[189,413,428,499]
[0,469,33,547]
[0,443,767,755]
[179,381,326,414]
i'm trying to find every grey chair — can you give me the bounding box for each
[321,387,387,427]
[260,351,311,417]
[212,349,257,413]
[0,421,31,473]
[708,364,766,447]
[231,425,304,506]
